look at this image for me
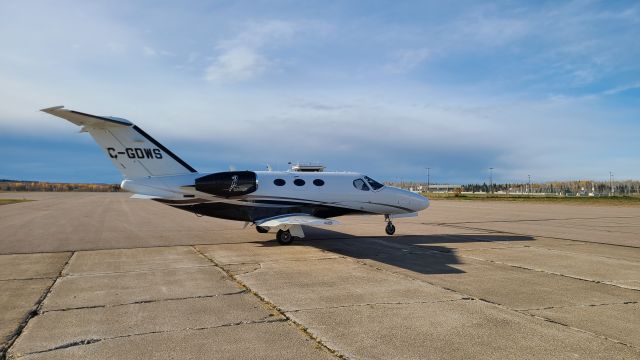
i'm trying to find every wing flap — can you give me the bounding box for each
[256,214,341,227]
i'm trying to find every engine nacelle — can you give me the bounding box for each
[195,171,257,197]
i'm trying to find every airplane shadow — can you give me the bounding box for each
[255,227,534,275]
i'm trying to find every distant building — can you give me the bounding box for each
[422,184,462,193]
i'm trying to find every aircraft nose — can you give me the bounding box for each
[411,192,429,211]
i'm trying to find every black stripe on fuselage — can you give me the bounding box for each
[155,199,368,222]
[157,195,414,213]
[246,195,415,213]
[132,125,197,173]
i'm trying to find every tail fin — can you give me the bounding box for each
[42,106,197,179]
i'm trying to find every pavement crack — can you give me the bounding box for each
[0,277,58,282]
[519,309,640,351]
[523,301,639,312]
[60,264,216,278]
[2,252,74,360]
[18,318,287,357]
[435,222,640,249]
[457,253,640,293]
[41,291,247,313]
[410,237,640,293]
[286,298,470,313]
[433,215,640,226]
[26,338,103,355]
[337,240,640,351]
[224,256,341,267]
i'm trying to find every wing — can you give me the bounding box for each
[256,213,341,227]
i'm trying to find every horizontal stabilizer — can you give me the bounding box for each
[41,106,133,128]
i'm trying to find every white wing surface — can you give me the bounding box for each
[256,214,341,227]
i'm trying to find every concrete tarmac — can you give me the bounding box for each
[1,192,639,359]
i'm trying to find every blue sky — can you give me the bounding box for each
[0,1,639,184]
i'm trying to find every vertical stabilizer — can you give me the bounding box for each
[42,106,197,179]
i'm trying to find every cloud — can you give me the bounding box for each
[602,82,640,96]
[205,47,268,82]
[143,46,157,56]
[204,20,296,83]
[0,2,639,183]
[384,48,431,74]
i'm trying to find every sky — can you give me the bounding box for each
[0,0,639,184]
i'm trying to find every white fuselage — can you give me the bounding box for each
[121,171,429,218]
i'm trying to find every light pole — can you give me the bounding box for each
[528,174,531,195]
[489,167,493,194]
[426,167,430,194]
[610,171,614,196]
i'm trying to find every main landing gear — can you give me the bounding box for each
[384,215,396,235]
[276,229,294,245]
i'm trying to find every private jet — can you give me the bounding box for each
[42,106,429,244]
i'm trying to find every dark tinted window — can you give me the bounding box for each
[313,179,325,186]
[293,179,306,186]
[364,176,384,190]
[274,179,285,186]
[353,179,370,191]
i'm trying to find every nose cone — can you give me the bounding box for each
[411,192,429,211]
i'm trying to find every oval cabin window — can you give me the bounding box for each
[313,179,325,186]
[293,179,306,186]
[274,179,286,186]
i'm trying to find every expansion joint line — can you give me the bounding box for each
[434,222,640,249]
[345,240,640,351]
[190,246,348,360]
[516,308,639,351]
[2,252,75,360]
[287,298,469,313]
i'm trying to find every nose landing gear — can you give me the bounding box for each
[384,215,396,235]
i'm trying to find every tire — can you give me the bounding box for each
[256,226,269,233]
[385,223,396,235]
[276,229,294,245]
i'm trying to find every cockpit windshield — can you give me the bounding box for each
[353,178,370,191]
[363,176,384,190]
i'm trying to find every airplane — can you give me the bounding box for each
[42,106,429,245]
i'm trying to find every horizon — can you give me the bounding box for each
[2,177,639,187]
[1,1,639,184]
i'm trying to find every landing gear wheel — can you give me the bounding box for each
[276,229,294,245]
[385,222,396,235]
[256,226,269,234]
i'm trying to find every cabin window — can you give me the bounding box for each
[353,178,370,191]
[293,179,306,186]
[313,179,325,186]
[274,179,286,186]
[364,176,384,190]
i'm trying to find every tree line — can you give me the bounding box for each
[461,180,640,195]
[387,180,640,195]
[0,181,121,192]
